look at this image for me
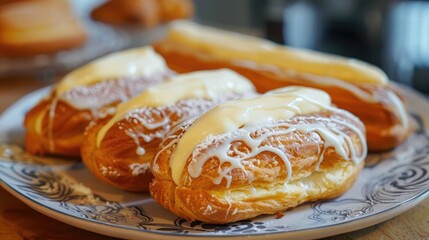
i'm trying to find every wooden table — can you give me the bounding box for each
[0,77,428,240]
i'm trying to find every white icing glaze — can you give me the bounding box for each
[168,87,352,185]
[56,47,167,95]
[167,20,388,85]
[117,69,254,109]
[96,69,255,147]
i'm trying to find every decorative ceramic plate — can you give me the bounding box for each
[0,87,428,240]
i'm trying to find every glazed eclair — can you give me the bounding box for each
[150,86,367,223]
[24,47,173,157]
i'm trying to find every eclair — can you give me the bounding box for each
[91,0,193,27]
[150,86,367,223]
[24,47,173,157]
[0,0,87,57]
[154,21,410,152]
[81,69,256,191]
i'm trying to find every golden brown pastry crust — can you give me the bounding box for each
[0,0,86,57]
[24,72,172,157]
[154,42,411,152]
[150,110,366,223]
[24,97,91,156]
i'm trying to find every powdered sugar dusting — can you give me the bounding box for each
[129,163,150,176]
[100,165,122,177]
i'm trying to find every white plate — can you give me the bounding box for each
[0,87,428,240]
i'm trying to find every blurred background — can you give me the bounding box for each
[193,0,429,94]
[0,0,428,94]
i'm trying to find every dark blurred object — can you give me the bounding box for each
[91,0,193,27]
[0,0,87,57]
[279,0,387,65]
[282,1,323,48]
[384,1,429,93]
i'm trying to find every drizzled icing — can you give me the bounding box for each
[168,86,367,186]
[167,20,388,85]
[56,47,167,96]
[122,99,218,157]
[96,69,256,148]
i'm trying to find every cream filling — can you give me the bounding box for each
[55,47,167,95]
[96,69,255,147]
[166,20,388,85]
[169,86,365,186]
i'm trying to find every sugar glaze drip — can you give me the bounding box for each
[120,98,218,156]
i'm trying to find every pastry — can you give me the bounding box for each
[154,21,410,152]
[81,69,256,192]
[91,0,193,27]
[91,0,160,27]
[150,86,367,223]
[0,0,86,57]
[158,0,193,22]
[24,47,173,157]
